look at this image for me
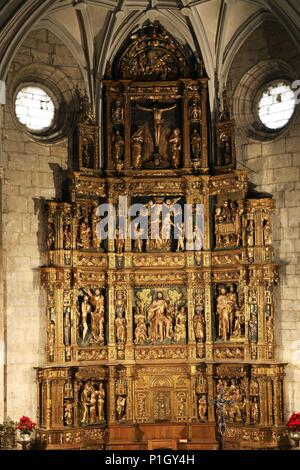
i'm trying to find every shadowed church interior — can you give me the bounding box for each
[0,0,300,451]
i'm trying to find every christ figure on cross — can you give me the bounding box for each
[136,103,177,150]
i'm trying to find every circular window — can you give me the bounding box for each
[257,81,296,130]
[15,85,55,131]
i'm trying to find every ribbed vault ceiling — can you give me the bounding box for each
[0,0,300,108]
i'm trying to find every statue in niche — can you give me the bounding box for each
[112,100,124,123]
[232,308,245,338]
[133,224,144,252]
[89,389,98,423]
[246,218,255,247]
[251,400,260,424]
[131,128,144,169]
[97,383,105,421]
[190,101,201,121]
[81,381,95,424]
[136,103,177,152]
[63,223,72,250]
[173,306,186,342]
[191,128,201,160]
[176,223,185,252]
[47,222,55,250]
[48,320,55,361]
[193,306,206,343]
[115,228,125,254]
[116,396,126,420]
[88,288,105,344]
[112,130,124,162]
[63,306,71,346]
[77,218,91,249]
[115,293,127,344]
[220,132,232,165]
[263,217,272,247]
[216,287,230,341]
[134,314,148,344]
[198,395,207,420]
[148,292,168,342]
[64,399,73,426]
[168,128,181,168]
[80,295,92,342]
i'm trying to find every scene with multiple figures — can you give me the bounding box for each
[37,22,285,450]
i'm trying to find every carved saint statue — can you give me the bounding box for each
[97,383,105,421]
[216,287,230,341]
[133,224,144,252]
[193,307,206,342]
[134,315,148,344]
[48,320,55,361]
[173,306,186,342]
[47,222,55,250]
[131,128,144,169]
[263,217,272,246]
[137,103,177,149]
[112,130,124,161]
[116,396,126,420]
[77,218,91,249]
[148,291,168,342]
[64,399,73,426]
[191,128,201,160]
[115,228,125,254]
[63,307,71,346]
[89,288,105,344]
[198,394,207,420]
[190,101,201,121]
[176,222,185,252]
[63,224,72,250]
[246,218,255,247]
[115,311,127,344]
[81,381,95,424]
[251,400,260,424]
[112,100,124,123]
[80,295,92,342]
[168,128,181,168]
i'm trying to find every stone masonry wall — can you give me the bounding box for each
[0,28,84,421]
[227,21,300,417]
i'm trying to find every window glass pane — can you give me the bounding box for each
[15,86,55,131]
[258,82,296,130]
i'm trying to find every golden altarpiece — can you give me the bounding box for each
[36,22,286,450]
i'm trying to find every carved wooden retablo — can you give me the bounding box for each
[36,21,286,450]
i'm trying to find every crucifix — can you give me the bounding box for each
[211,389,234,436]
[136,103,177,152]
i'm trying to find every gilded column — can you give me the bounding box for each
[181,80,191,169]
[108,366,116,424]
[200,80,209,173]
[206,364,215,422]
[122,81,131,169]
